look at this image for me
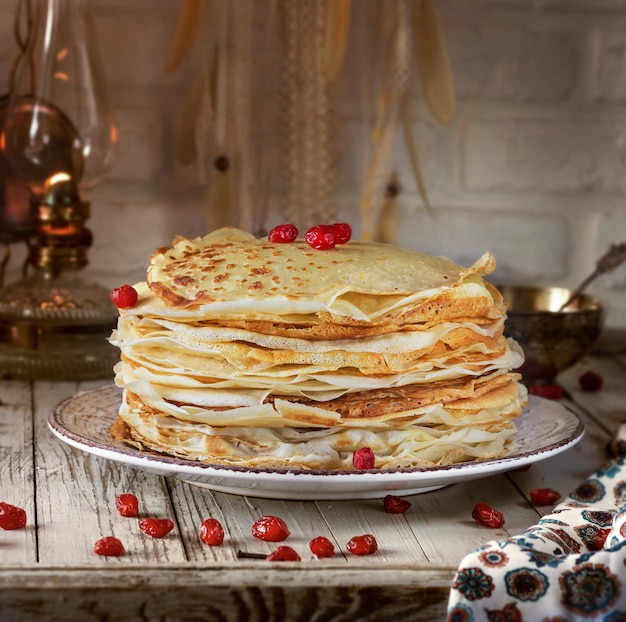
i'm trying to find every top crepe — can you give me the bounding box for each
[146,226,502,326]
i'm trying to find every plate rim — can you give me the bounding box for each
[48,384,584,488]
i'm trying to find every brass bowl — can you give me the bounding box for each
[498,285,605,385]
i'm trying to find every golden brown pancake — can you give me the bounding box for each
[110,227,526,470]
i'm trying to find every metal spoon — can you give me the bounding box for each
[560,242,626,310]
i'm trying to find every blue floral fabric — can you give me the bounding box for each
[448,457,626,621]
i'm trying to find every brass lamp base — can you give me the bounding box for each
[0,173,120,380]
[0,271,119,380]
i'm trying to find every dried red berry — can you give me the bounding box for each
[309,536,335,558]
[353,447,375,470]
[471,502,505,528]
[268,223,298,243]
[346,534,378,556]
[529,487,561,506]
[579,370,603,392]
[383,494,412,514]
[0,502,27,530]
[115,493,139,518]
[93,536,125,557]
[138,518,174,538]
[305,225,336,250]
[331,222,352,244]
[266,545,301,561]
[111,284,138,309]
[252,515,290,542]
[200,518,225,546]
[528,384,564,400]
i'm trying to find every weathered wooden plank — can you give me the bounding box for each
[507,353,618,519]
[0,380,36,564]
[2,353,621,621]
[0,585,449,622]
[172,476,534,567]
[299,465,546,568]
[33,381,189,565]
[316,496,428,563]
[208,492,345,560]
[507,398,612,514]
[0,566,454,622]
[400,473,542,561]
[560,355,626,435]
[168,480,240,562]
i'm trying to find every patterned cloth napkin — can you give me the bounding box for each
[447,456,626,621]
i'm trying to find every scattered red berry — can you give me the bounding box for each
[383,494,412,514]
[346,534,378,556]
[115,493,139,518]
[111,284,138,309]
[252,515,290,542]
[268,223,298,243]
[305,225,336,250]
[93,536,125,557]
[471,502,505,529]
[266,545,301,561]
[529,487,561,506]
[353,447,375,470]
[528,384,564,400]
[579,370,603,392]
[0,502,27,530]
[331,222,352,244]
[309,536,335,558]
[200,518,225,546]
[138,518,174,538]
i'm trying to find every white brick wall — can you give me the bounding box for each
[3,0,626,328]
[462,117,626,194]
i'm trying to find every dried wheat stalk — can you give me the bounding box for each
[249,1,280,235]
[360,0,413,242]
[166,0,448,239]
[325,0,351,84]
[192,1,217,183]
[164,0,202,75]
[415,0,456,126]
[400,92,433,214]
[231,0,254,232]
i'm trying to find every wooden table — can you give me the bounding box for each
[1,349,624,621]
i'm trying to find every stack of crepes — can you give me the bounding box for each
[109,226,527,470]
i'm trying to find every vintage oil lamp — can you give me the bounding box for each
[0,0,120,379]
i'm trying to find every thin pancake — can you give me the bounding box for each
[113,405,520,470]
[110,227,526,470]
[144,227,504,326]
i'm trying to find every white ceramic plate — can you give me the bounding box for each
[48,385,584,500]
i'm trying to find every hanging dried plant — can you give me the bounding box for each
[360,0,413,242]
[400,92,433,214]
[163,0,202,75]
[325,0,351,84]
[414,0,456,126]
[163,0,456,238]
